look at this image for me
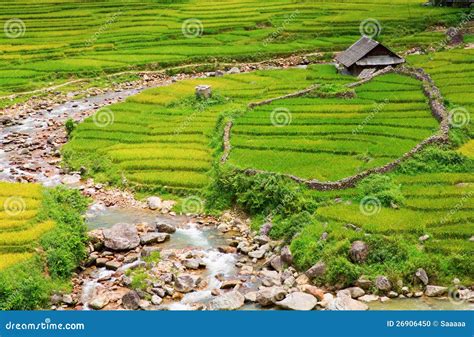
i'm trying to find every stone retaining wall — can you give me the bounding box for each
[228,65,450,191]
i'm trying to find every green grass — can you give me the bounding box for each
[0,0,467,104]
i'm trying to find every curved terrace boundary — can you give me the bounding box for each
[222,66,450,191]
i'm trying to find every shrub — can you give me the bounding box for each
[323,257,361,288]
[270,211,314,243]
[357,174,404,206]
[65,118,76,136]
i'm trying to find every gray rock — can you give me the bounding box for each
[415,268,429,285]
[62,294,74,305]
[105,260,122,270]
[280,246,293,264]
[355,276,373,290]
[156,222,176,234]
[349,240,369,263]
[244,291,257,303]
[248,249,265,259]
[425,285,448,297]
[151,295,163,305]
[256,287,287,306]
[208,291,245,310]
[147,196,162,210]
[227,67,241,74]
[61,174,81,185]
[254,235,270,245]
[375,276,392,291]
[89,295,109,310]
[122,291,141,310]
[270,256,284,271]
[175,275,199,293]
[103,223,140,251]
[306,261,326,279]
[276,292,317,311]
[327,291,368,311]
[140,232,170,245]
[346,287,365,299]
[260,222,273,236]
[183,258,202,270]
[195,85,212,99]
[419,234,430,242]
[358,294,379,302]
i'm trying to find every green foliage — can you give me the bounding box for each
[65,118,76,136]
[397,146,473,174]
[357,174,405,207]
[270,211,314,243]
[38,187,89,279]
[143,251,161,264]
[206,168,316,216]
[323,257,361,288]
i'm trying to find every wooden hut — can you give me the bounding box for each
[335,37,405,77]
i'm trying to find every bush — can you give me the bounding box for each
[357,174,404,206]
[206,168,317,216]
[323,257,361,288]
[65,118,76,136]
[270,211,314,243]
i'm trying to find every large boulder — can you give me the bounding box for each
[276,292,317,311]
[349,240,369,263]
[425,285,448,297]
[208,291,245,310]
[327,290,368,311]
[140,232,170,245]
[306,261,326,279]
[103,223,140,251]
[174,275,200,293]
[375,276,392,292]
[147,196,162,210]
[122,291,141,310]
[156,222,176,234]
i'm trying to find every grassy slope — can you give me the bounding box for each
[0,0,465,100]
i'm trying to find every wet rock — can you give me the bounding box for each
[375,276,391,291]
[183,258,202,270]
[156,222,176,234]
[220,279,241,289]
[122,291,141,310]
[425,285,448,297]
[89,295,109,310]
[218,245,237,254]
[208,291,245,310]
[280,246,293,265]
[103,223,140,251]
[305,261,326,279]
[328,291,368,311]
[346,287,365,299]
[276,292,317,311]
[174,275,199,293]
[147,196,162,210]
[105,260,122,271]
[415,268,429,285]
[256,287,287,306]
[140,232,170,245]
[349,240,369,263]
[244,291,257,303]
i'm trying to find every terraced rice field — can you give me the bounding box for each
[65,64,440,191]
[0,0,465,100]
[0,182,52,270]
[316,172,473,259]
[230,73,438,181]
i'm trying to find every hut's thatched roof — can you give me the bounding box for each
[335,36,379,68]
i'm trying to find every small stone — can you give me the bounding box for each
[156,222,176,234]
[220,280,241,289]
[380,296,390,303]
[276,292,317,311]
[295,274,310,285]
[248,249,265,259]
[244,291,257,303]
[346,287,365,299]
[305,261,326,279]
[260,222,272,236]
[147,196,162,210]
[301,285,325,301]
[280,246,293,264]
[419,234,430,242]
[151,295,162,305]
[122,291,141,310]
[355,276,373,290]
[414,291,423,298]
[270,256,284,271]
[96,257,108,267]
[217,224,230,233]
[195,85,212,99]
[89,295,109,310]
[349,240,369,263]
[140,232,170,245]
[227,67,241,74]
[105,260,122,270]
[358,294,380,302]
[208,291,244,310]
[388,291,399,298]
